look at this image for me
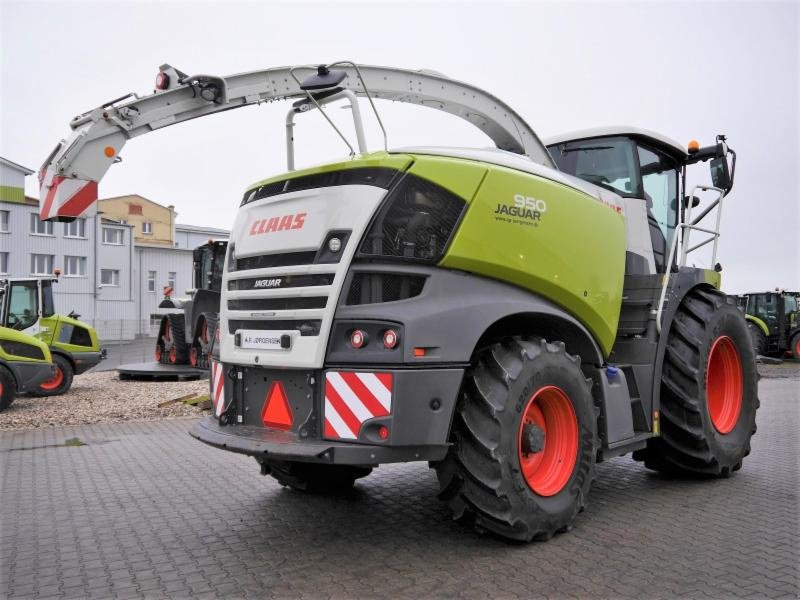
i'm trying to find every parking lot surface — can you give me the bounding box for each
[1,378,798,599]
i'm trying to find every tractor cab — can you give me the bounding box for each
[193,240,227,292]
[0,278,57,334]
[546,128,735,277]
[741,290,800,357]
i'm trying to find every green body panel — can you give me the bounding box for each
[246,152,413,192]
[703,270,721,290]
[439,162,626,356]
[744,314,769,337]
[0,326,52,363]
[38,315,101,354]
[406,155,488,200]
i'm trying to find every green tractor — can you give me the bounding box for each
[0,326,56,412]
[38,63,758,542]
[154,240,227,368]
[0,277,104,396]
[739,290,800,358]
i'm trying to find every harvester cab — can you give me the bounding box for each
[0,276,104,395]
[155,240,227,368]
[38,61,757,542]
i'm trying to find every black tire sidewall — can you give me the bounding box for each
[500,347,597,524]
[698,303,758,463]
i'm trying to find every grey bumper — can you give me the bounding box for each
[71,351,104,375]
[190,417,449,465]
[7,361,57,393]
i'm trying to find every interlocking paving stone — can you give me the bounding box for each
[1,378,797,599]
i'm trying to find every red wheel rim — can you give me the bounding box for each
[169,347,177,364]
[795,338,800,358]
[154,345,162,361]
[706,335,743,434]
[518,385,579,497]
[200,320,208,344]
[39,366,64,391]
[189,347,198,367]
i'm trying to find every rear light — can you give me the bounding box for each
[382,329,399,349]
[378,425,390,440]
[350,329,368,349]
[155,72,170,90]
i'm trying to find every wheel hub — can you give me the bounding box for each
[521,422,546,455]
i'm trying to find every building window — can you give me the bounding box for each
[167,271,176,290]
[64,219,86,238]
[30,254,54,275]
[147,271,156,292]
[0,252,8,274]
[0,210,9,232]
[102,227,123,245]
[30,214,54,236]
[142,221,153,235]
[100,269,120,286]
[129,204,143,215]
[64,255,87,277]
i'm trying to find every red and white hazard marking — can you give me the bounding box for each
[210,360,227,417]
[324,371,393,440]
[39,168,98,221]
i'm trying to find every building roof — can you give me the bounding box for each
[175,223,230,235]
[544,126,687,160]
[0,157,35,175]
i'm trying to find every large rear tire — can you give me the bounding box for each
[0,366,16,412]
[30,354,74,397]
[434,337,598,542]
[790,332,800,360]
[259,459,372,493]
[634,288,759,476]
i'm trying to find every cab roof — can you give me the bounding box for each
[544,126,688,161]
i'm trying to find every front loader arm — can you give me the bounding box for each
[39,63,552,221]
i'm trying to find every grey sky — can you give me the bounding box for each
[1,0,797,293]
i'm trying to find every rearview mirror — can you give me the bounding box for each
[710,156,731,191]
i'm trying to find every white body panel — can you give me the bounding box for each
[621,197,656,274]
[221,184,386,369]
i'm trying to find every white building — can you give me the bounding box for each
[0,157,228,340]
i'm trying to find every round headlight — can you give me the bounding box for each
[328,237,342,253]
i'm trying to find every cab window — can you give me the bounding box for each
[638,145,679,249]
[549,136,640,197]
[8,281,38,329]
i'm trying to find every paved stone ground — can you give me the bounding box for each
[1,379,797,599]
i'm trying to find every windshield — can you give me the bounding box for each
[548,137,641,197]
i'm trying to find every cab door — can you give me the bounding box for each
[5,281,41,334]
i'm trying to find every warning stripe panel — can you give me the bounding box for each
[210,360,226,416]
[323,371,393,441]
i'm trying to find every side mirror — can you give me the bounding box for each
[710,156,731,191]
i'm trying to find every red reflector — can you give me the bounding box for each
[382,329,398,349]
[350,329,367,349]
[413,347,426,357]
[155,72,170,90]
[378,425,389,440]
[261,381,293,430]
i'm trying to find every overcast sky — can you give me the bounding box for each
[1,0,797,293]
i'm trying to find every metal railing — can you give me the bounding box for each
[656,184,727,333]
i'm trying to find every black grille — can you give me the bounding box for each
[359,173,466,262]
[228,273,334,291]
[0,340,45,360]
[233,251,317,271]
[242,167,400,206]
[228,320,321,336]
[228,297,328,311]
[346,273,426,305]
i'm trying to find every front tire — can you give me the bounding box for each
[746,322,767,356]
[30,354,74,397]
[635,288,759,476]
[0,367,16,412]
[434,337,598,542]
[790,332,800,360]
[260,459,372,493]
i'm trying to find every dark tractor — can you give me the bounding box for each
[739,291,800,358]
[155,240,227,368]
